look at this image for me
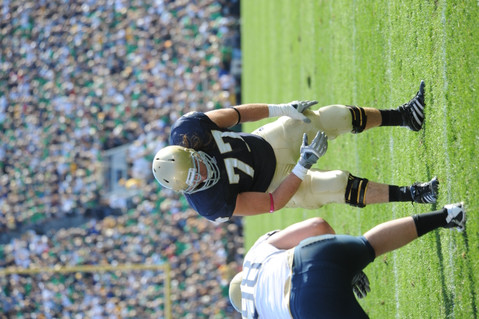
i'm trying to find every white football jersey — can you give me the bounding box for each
[240,234,293,319]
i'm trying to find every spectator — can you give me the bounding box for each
[0,0,241,228]
[0,0,243,317]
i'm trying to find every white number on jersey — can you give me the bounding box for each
[211,130,254,184]
[240,261,261,319]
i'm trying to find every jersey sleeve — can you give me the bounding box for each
[169,112,217,147]
[184,180,236,224]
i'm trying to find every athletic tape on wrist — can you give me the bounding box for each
[292,163,308,180]
[267,104,284,118]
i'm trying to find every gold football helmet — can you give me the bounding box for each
[228,271,243,313]
[151,145,220,194]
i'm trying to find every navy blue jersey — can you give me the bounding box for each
[169,112,276,223]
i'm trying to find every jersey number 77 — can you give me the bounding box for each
[211,130,254,184]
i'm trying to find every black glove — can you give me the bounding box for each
[352,270,371,299]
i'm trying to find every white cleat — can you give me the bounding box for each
[444,202,466,232]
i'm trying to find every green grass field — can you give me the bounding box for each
[240,0,479,317]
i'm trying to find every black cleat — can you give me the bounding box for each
[444,202,466,232]
[410,176,439,204]
[399,80,426,131]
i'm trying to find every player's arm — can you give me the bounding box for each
[205,103,268,128]
[233,131,328,216]
[265,217,336,250]
[205,100,318,129]
[233,173,303,216]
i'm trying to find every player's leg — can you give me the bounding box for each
[303,105,353,139]
[284,169,350,208]
[254,80,426,155]
[266,217,336,250]
[252,116,315,164]
[347,175,440,207]
[305,104,388,137]
[290,234,373,319]
[285,171,439,209]
[253,81,426,164]
[364,202,466,257]
[313,80,426,134]
[380,80,426,131]
[253,102,365,163]
[348,80,426,132]
[258,103,356,145]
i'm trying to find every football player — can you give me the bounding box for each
[229,202,466,318]
[152,80,438,223]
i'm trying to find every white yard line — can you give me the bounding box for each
[351,0,362,235]
[440,0,457,317]
[441,1,451,193]
[390,138,401,318]
[385,1,401,316]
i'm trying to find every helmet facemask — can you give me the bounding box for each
[184,150,220,194]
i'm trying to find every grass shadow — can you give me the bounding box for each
[462,230,478,319]
[434,230,455,316]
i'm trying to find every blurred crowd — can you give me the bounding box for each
[0,0,243,317]
[0,190,244,318]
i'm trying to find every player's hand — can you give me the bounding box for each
[290,100,317,114]
[268,100,318,123]
[352,271,371,299]
[298,131,328,169]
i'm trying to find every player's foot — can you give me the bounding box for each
[410,176,439,204]
[399,80,426,131]
[443,202,466,231]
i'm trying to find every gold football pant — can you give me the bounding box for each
[252,105,352,208]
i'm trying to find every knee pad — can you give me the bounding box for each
[345,174,369,207]
[347,106,367,133]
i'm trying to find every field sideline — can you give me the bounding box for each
[241,0,479,318]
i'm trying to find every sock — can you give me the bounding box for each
[388,185,412,202]
[379,109,403,126]
[412,209,448,237]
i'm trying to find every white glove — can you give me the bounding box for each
[268,100,318,123]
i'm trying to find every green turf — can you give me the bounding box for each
[241,0,479,317]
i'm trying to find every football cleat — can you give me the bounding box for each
[444,202,466,232]
[399,80,426,131]
[410,176,439,204]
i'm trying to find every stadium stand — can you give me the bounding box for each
[0,0,243,317]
